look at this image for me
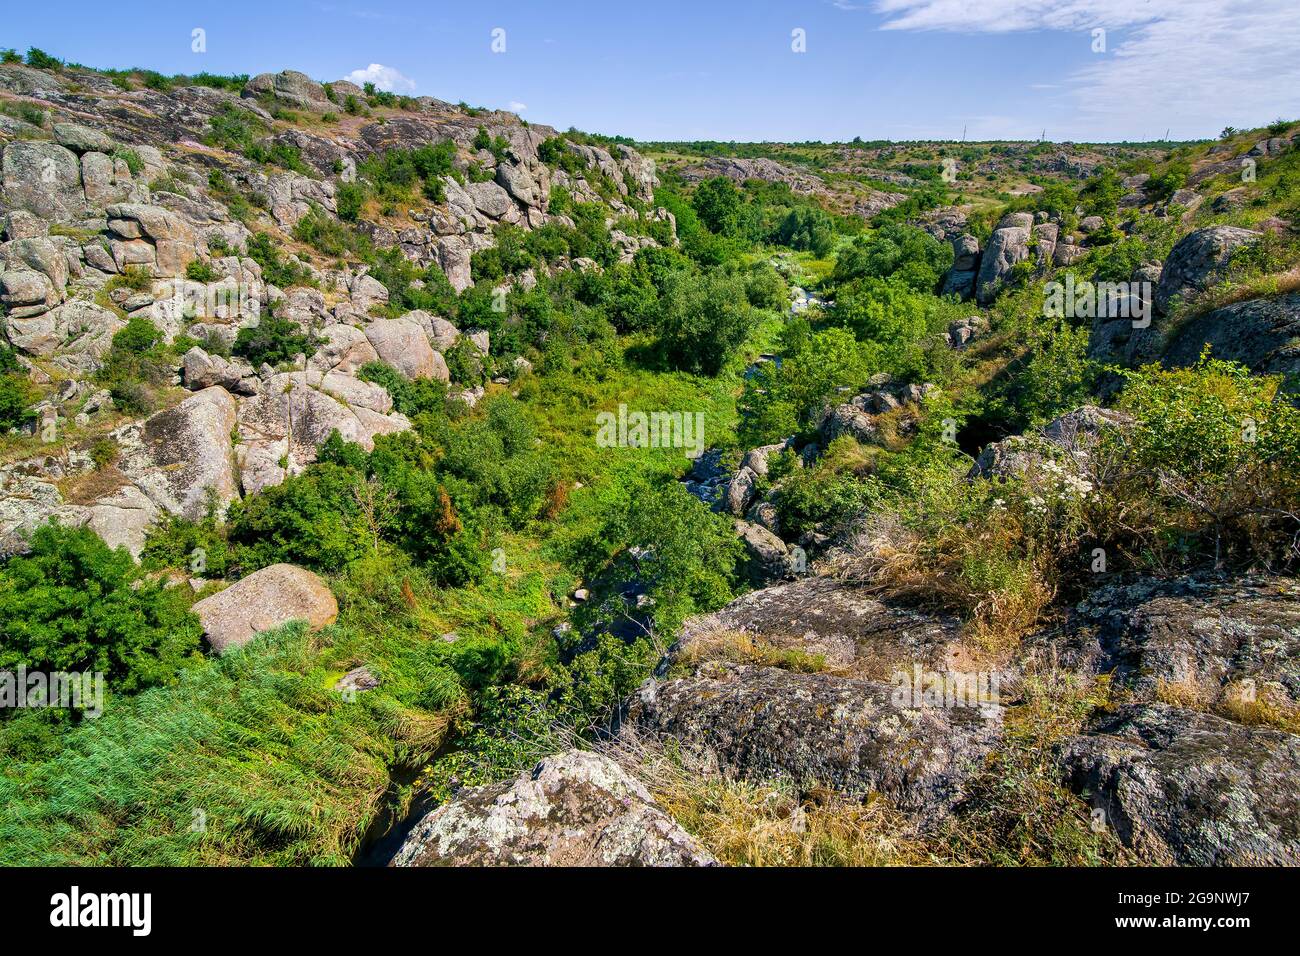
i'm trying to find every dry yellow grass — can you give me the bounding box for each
[602,736,934,867]
[673,627,829,675]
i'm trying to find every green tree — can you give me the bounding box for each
[691,176,744,235]
[654,269,756,375]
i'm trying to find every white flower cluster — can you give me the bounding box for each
[1023,459,1096,514]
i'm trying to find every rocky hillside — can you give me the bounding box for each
[0,63,672,557]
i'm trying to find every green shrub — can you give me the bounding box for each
[0,524,202,695]
[244,233,312,288]
[232,315,318,367]
[24,47,61,70]
[553,474,743,639]
[773,206,835,256]
[335,181,365,221]
[111,315,163,354]
[654,269,756,375]
[226,463,368,572]
[358,362,449,419]
[832,224,952,292]
[1109,352,1300,567]
[185,260,217,283]
[744,263,788,311]
[0,372,36,430]
[107,265,153,293]
[691,177,744,235]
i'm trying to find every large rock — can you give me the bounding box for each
[192,563,338,654]
[243,70,330,110]
[235,371,410,494]
[818,402,879,445]
[733,518,793,586]
[0,270,58,321]
[105,202,196,276]
[1153,226,1260,316]
[364,318,448,381]
[2,236,69,292]
[181,347,256,393]
[674,575,966,676]
[53,122,116,154]
[349,273,389,313]
[968,405,1130,482]
[495,160,544,208]
[1037,575,1300,708]
[719,466,757,516]
[1163,291,1300,384]
[1059,703,1300,865]
[115,386,240,520]
[308,323,380,375]
[464,180,513,219]
[2,141,83,219]
[8,300,126,373]
[975,212,1034,304]
[624,663,1001,822]
[84,484,159,557]
[389,750,715,867]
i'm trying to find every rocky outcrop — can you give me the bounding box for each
[2,141,85,220]
[1059,704,1300,865]
[968,405,1130,483]
[3,299,125,373]
[1163,291,1300,384]
[235,371,410,494]
[674,576,966,677]
[181,347,258,394]
[976,212,1034,304]
[941,234,980,299]
[1033,575,1300,709]
[733,518,794,585]
[1153,226,1260,316]
[115,385,240,520]
[105,202,197,277]
[192,563,338,654]
[242,70,330,111]
[624,663,1000,824]
[389,750,715,867]
[364,318,448,382]
[619,572,1001,824]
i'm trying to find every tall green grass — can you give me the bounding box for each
[0,622,463,865]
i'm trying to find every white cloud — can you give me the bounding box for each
[508,100,528,113]
[871,1,1300,138]
[344,63,416,93]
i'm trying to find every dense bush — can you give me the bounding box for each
[245,233,313,288]
[0,345,35,430]
[691,176,745,235]
[653,269,757,375]
[356,142,456,204]
[0,524,202,695]
[832,223,952,292]
[1107,353,1300,568]
[773,206,835,257]
[232,315,318,367]
[739,323,868,445]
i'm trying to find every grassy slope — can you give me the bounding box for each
[0,324,763,864]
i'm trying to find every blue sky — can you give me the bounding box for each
[5,1,1297,142]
